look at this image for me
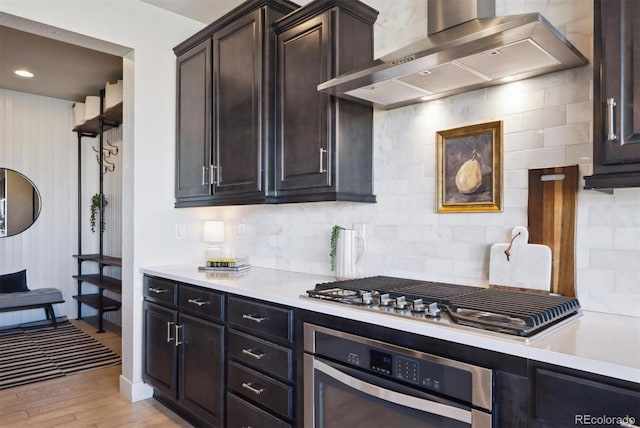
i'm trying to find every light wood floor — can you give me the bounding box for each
[0,318,192,427]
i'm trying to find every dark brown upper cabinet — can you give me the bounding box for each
[175,40,212,201]
[272,0,378,203]
[584,0,640,191]
[174,0,299,207]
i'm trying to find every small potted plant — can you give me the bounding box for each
[90,193,108,233]
[330,225,344,271]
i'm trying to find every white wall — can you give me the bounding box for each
[0,89,77,325]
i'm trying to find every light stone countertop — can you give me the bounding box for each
[141,264,640,384]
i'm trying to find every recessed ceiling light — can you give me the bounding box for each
[14,70,34,78]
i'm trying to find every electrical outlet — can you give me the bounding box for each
[175,224,186,240]
[353,223,366,240]
[238,223,247,234]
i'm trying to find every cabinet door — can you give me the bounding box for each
[593,0,640,167]
[275,13,332,192]
[178,313,225,427]
[212,9,263,197]
[175,40,212,201]
[143,301,178,398]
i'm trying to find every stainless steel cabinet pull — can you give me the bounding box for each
[242,314,266,323]
[166,321,174,343]
[606,98,617,141]
[202,166,207,186]
[187,298,210,306]
[241,382,266,396]
[210,165,217,185]
[175,324,182,347]
[148,287,167,294]
[319,148,327,173]
[242,348,265,360]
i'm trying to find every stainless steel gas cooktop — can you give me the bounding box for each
[305,276,581,341]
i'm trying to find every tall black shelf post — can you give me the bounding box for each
[77,132,83,320]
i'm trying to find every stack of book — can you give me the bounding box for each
[198,257,250,272]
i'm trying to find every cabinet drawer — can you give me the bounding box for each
[227,296,293,344]
[143,276,177,307]
[532,367,640,427]
[227,392,291,428]
[228,361,293,419]
[179,284,224,322]
[228,329,293,381]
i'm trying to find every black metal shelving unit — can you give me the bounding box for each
[73,90,123,333]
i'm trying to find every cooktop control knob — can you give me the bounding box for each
[379,293,392,306]
[361,292,374,305]
[426,302,441,318]
[394,296,408,310]
[411,298,425,313]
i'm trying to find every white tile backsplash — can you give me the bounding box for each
[216,0,640,318]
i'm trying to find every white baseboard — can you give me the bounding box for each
[119,375,153,402]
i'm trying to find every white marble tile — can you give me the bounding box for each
[522,147,566,169]
[565,143,592,165]
[503,130,545,152]
[544,80,591,107]
[544,122,590,147]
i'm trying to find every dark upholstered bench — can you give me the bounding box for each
[0,288,65,328]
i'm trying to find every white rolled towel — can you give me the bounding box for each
[84,96,101,121]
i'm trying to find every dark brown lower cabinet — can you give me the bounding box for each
[227,391,291,428]
[143,278,225,427]
[226,296,296,426]
[530,362,640,428]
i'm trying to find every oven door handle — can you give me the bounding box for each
[313,358,472,424]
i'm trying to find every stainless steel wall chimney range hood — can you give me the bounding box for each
[318,0,588,110]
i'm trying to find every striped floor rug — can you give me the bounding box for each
[0,319,121,390]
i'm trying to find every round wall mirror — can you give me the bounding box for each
[0,168,42,237]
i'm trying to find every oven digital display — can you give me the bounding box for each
[370,349,393,375]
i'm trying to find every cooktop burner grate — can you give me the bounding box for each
[314,276,482,302]
[308,276,581,337]
[446,288,581,335]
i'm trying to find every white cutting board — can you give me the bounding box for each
[489,226,552,291]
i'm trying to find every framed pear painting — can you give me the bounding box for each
[436,121,503,213]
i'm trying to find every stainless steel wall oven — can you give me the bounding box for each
[304,323,493,428]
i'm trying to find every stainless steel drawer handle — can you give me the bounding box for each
[175,324,183,347]
[202,166,207,186]
[319,147,327,173]
[210,165,217,185]
[606,97,617,141]
[148,287,168,294]
[242,348,265,360]
[187,298,210,306]
[242,314,266,323]
[166,321,174,343]
[241,382,266,396]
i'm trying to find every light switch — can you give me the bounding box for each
[175,224,186,240]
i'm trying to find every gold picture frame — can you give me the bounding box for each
[436,121,503,213]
